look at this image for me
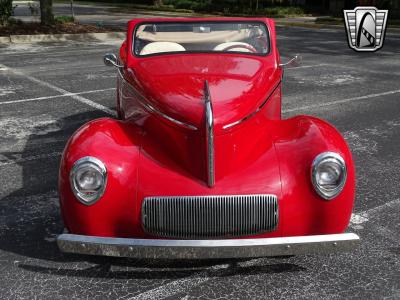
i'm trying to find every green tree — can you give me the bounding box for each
[39,0,54,25]
[0,0,13,26]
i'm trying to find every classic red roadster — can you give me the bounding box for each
[57,18,359,259]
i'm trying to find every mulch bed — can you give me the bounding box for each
[0,23,118,36]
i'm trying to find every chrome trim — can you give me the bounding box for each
[204,81,215,187]
[141,194,278,239]
[117,68,198,130]
[311,152,347,200]
[223,81,281,130]
[69,156,107,206]
[57,233,360,259]
[279,54,302,68]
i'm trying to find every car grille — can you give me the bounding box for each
[141,195,278,239]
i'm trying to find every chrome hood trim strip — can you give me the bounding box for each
[204,81,215,187]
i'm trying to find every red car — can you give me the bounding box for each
[57,18,359,259]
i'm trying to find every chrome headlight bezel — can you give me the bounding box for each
[69,156,107,205]
[311,152,347,200]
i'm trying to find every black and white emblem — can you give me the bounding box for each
[344,6,388,52]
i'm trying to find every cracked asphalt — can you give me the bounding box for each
[0,25,399,299]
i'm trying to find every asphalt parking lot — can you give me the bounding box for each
[0,26,399,299]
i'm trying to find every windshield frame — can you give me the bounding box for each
[132,20,271,58]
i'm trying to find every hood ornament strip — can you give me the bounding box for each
[204,81,215,187]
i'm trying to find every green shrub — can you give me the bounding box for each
[55,15,75,24]
[0,0,13,26]
[262,6,305,17]
[7,17,23,25]
[160,1,306,16]
[164,0,211,12]
[172,0,193,10]
[191,2,209,12]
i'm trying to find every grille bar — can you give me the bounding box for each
[142,195,278,239]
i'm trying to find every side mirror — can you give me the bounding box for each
[279,54,302,68]
[103,53,124,68]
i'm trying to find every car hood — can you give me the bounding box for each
[132,54,280,134]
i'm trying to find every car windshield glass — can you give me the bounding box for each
[134,22,269,56]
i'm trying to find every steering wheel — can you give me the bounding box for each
[220,43,258,53]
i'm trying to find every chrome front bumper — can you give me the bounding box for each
[57,233,360,259]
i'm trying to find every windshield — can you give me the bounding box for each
[134,22,269,56]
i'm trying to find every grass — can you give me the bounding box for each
[261,6,309,18]
[109,3,194,14]
[0,21,115,36]
[107,4,198,16]
[315,17,343,25]
[388,19,400,27]
[55,15,75,24]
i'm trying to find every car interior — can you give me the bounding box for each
[134,22,270,56]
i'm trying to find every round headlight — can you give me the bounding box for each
[70,156,107,205]
[311,152,347,200]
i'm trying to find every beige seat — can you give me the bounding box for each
[213,42,254,53]
[140,42,186,55]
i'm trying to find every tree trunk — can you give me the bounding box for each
[154,0,163,7]
[70,0,75,20]
[40,0,54,25]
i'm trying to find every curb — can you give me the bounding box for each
[275,22,400,34]
[0,36,11,43]
[0,32,125,44]
[276,22,335,28]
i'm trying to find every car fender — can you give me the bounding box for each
[271,115,356,236]
[59,118,142,237]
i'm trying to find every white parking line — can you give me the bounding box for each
[350,198,400,225]
[24,64,110,73]
[129,264,229,300]
[291,64,328,69]
[0,88,115,106]
[0,64,116,116]
[351,199,400,243]
[0,46,111,58]
[283,89,400,113]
